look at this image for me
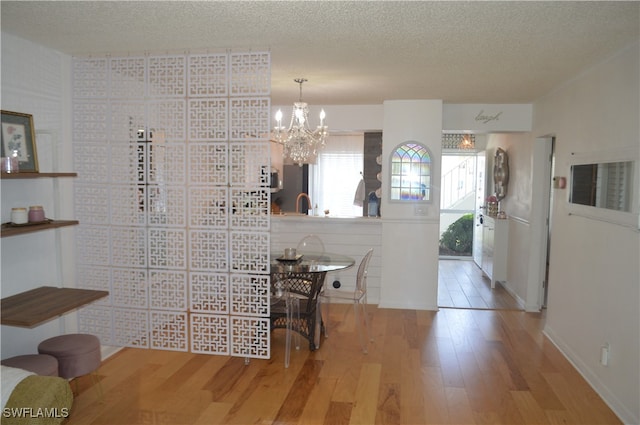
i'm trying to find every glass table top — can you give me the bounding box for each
[270,251,355,273]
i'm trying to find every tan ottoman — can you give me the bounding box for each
[37,333,101,379]
[1,354,59,376]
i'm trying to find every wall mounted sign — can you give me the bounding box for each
[475,110,503,124]
[442,104,532,133]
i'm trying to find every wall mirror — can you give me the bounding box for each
[493,148,509,200]
[389,142,431,202]
[570,161,634,212]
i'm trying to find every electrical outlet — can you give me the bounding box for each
[414,205,428,216]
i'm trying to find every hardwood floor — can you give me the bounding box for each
[66,304,621,424]
[438,259,524,310]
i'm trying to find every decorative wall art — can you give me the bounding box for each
[1,110,39,172]
[493,147,509,200]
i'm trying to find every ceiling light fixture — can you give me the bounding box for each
[272,78,328,166]
[459,134,475,150]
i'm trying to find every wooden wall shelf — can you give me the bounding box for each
[2,171,78,237]
[1,172,77,179]
[1,286,108,328]
[1,220,79,237]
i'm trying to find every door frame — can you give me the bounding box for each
[527,136,554,311]
[472,151,486,267]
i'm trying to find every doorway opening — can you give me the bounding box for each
[437,147,523,310]
[439,153,477,258]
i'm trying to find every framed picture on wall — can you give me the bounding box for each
[1,110,39,172]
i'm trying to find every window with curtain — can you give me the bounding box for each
[309,133,364,217]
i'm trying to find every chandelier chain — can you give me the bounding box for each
[294,78,307,101]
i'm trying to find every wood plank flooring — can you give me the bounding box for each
[66,304,621,424]
[438,259,524,310]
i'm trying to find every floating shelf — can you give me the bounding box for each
[1,220,79,238]
[1,286,109,328]
[1,172,78,237]
[1,172,77,179]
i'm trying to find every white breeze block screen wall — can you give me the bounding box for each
[72,52,271,360]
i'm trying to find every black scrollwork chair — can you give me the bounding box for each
[270,271,326,355]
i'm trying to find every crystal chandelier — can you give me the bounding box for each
[272,78,328,166]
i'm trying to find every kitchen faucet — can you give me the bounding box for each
[296,193,312,214]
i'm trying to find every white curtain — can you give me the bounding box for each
[309,134,364,217]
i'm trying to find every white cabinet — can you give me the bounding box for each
[481,215,508,288]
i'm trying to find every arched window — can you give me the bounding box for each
[390,142,432,202]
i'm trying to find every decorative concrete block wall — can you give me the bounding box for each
[73,52,271,360]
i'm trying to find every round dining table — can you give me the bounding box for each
[270,251,355,274]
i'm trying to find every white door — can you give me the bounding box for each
[473,151,486,267]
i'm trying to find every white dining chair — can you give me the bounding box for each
[320,248,374,353]
[270,287,299,368]
[296,234,325,255]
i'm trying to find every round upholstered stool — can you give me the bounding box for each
[37,333,101,379]
[1,354,59,376]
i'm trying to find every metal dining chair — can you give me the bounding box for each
[320,248,374,353]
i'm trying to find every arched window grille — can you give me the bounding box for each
[390,142,431,202]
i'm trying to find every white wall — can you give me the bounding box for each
[271,105,384,133]
[272,103,532,134]
[1,33,76,359]
[379,100,442,310]
[481,41,639,423]
[533,41,640,424]
[484,133,537,309]
[270,216,382,303]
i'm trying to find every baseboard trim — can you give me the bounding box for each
[378,301,438,311]
[543,325,636,425]
[100,345,123,361]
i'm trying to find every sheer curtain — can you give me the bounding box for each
[309,133,364,217]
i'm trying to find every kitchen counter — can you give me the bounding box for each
[271,213,381,223]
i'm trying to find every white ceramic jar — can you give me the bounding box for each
[11,207,28,224]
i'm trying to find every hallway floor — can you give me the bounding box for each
[438,258,524,310]
[67,305,621,425]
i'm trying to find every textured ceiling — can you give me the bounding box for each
[1,1,638,105]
